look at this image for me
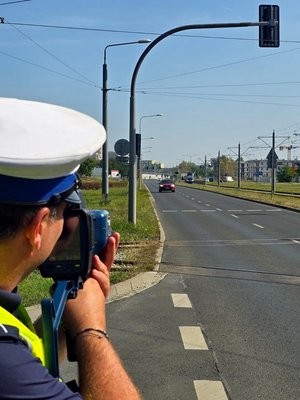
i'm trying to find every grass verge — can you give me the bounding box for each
[177,181,300,210]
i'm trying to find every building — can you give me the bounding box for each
[241,158,295,181]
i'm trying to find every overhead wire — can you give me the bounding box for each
[2,18,300,95]
[0,0,31,5]
[4,20,300,45]
[1,18,300,121]
[5,18,99,86]
[0,49,100,87]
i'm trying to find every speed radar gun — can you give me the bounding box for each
[39,208,111,377]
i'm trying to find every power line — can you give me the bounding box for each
[6,18,98,85]
[129,81,300,90]
[0,49,100,87]
[118,47,300,88]
[0,0,31,5]
[117,88,300,108]
[3,20,300,45]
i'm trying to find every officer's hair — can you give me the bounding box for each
[0,203,57,241]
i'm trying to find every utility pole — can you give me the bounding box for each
[217,150,221,186]
[238,142,241,189]
[271,129,276,194]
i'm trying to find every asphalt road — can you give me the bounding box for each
[144,180,300,400]
[62,180,300,399]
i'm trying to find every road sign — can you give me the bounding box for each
[266,149,278,168]
[114,139,129,155]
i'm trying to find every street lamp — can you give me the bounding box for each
[101,39,151,201]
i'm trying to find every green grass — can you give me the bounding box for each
[177,180,300,210]
[19,181,160,306]
[203,180,300,194]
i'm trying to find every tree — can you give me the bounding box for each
[277,165,297,183]
[78,158,97,177]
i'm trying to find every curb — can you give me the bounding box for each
[27,271,167,322]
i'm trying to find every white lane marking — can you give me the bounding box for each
[182,210,197,212]
[205,204,211,207]
[252,223,264,229]
[200,210,216,212]
[162,210,178,212]
[231,214,239,219]
[267,208,282,212]
[179,326,208,350]
[228,209,242,212]
[292,239,300,244]
[194,380,228,400]
[247,209,261,212]
[171,293,192,308]
[216,208,222,211]
[198,200,202,203]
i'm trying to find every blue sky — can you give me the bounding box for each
[1,0,300,166]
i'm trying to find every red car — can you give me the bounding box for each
[159,179,176,192]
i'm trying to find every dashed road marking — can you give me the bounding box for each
[252,223,264,229]
[171,293,192,308]
[182,209,197,212]
[292,239,300,244]
[179,326,208,350]
[205,204,211,207]
[200,210,216,212]
[194,380,228,400]
[231,214,239,218]
[162,210,178,212]
[216,208,222,211]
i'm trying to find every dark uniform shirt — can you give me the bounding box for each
[0,289,82,399]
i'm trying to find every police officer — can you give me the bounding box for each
[0,98,141,399]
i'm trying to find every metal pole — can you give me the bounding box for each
[204,155,207,185]
[101,39,150,202]
[102,60,109,201]
[238,142,241,189]
[271,130,276,194]
[217,150,221,186]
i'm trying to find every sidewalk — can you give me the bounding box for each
[26,271,166,322]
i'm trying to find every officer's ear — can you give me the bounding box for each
[25,207,51,250]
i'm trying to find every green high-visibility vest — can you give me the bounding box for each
[0,304,46,365]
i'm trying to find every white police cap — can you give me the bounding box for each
[0,98,106,205]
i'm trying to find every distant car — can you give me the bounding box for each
[185,176,194,184]
[159,179,176,192]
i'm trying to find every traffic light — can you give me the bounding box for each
[259,5,280,47]
[136,133,141,157]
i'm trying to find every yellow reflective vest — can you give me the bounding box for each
[0,304,46,365]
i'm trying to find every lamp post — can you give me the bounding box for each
[137,114,162,189]
[101,39,151,202]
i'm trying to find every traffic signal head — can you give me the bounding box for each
[259,5,280,48]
